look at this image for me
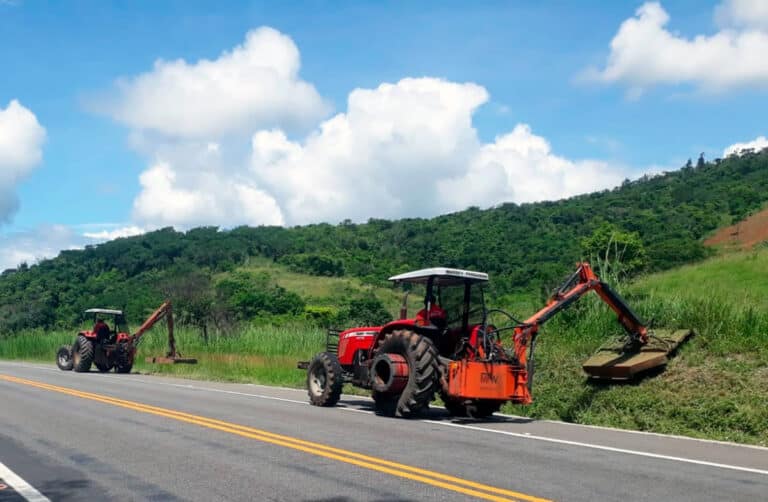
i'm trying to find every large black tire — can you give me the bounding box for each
[56,346,73,371]
[441,393,504,419]
[371,330,439,418]
[115,345,133,374]
[72,335,93,373]
[95,362,113,373]
[306,352,344,407]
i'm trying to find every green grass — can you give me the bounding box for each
[2,249,767,445]
[515,248,768,444]
[0,324,326,388]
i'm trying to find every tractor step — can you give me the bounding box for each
[582,329,694,380]
[145,356,198,364]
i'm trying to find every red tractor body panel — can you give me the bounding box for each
[337,327,379,365]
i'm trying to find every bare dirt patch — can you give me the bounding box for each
[704,207,768,249]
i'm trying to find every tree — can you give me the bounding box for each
[342,296,391,327]
[581,223,648,278]
[160,267,216,343]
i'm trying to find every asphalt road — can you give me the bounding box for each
[0,361,766,502]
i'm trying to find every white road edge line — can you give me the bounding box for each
[6,361,768,472]
[0,462,50,502]
[420,420,768,477]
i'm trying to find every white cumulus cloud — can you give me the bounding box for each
[97,29,631,230]
[715,0,768,30]
[132,159,284,229]
[0,99,46,224]
[723,135,768,156]
[585,1,768,95]
[0,225,84,271]
[251,78,630,225]
[95,27,329,139]
[82,225,145,240]
[437,124,627,210]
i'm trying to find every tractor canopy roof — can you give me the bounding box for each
[388,267,489,286]
[84,308,124,316]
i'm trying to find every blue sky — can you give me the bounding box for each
[1,0,767,268]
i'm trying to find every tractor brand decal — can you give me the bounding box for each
[480,372,500,385]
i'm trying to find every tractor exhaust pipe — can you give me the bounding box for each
[371,353,409,393]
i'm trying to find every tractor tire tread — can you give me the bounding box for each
[307,352,344,407]
[372,329,439,418]
[73,335,93,373]
[56,345,73,371]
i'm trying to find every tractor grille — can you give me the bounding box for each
[326,329,341,354]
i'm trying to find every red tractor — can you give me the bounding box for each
[300,264,691,418]
[56,301,196,373]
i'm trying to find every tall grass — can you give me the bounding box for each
[0,324,326,387]
[514,250,768,445]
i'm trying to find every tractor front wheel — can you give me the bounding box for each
[56,346,73,371]
[371,330,439,418]
[307,352,343,407]
[72,335,94,373]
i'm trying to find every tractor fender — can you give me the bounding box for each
[368,320,418,356]
[78,330,97,339]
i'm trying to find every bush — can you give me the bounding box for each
[216,271,305,319]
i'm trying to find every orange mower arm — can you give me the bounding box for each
[131,301,178,357]
[511,262,648,371]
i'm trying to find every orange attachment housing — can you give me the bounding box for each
[447,360,531,404]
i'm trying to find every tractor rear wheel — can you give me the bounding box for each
[371,330,439,418]
[56,346,73,371]
[307,352,344,407]
[72,335,94,373]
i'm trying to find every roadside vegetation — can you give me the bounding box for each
[2,248,766,445]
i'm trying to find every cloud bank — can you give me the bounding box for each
[0,99,46,224]
[585,1,768,95]
[94,28,633,229]
[724,135,768,156]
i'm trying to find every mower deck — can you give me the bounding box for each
[145,356,198,364]
[582,329,694,380]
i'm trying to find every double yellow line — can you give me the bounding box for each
[0,374,550,502]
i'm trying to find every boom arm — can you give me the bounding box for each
[511,262,648,370]
[131,301,179,357]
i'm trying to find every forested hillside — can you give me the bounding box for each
[1,149,767,334]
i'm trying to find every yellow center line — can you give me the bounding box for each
[0,374,552,502]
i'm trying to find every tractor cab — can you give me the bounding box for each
[81,308,129,343]
[387,268,489,355]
